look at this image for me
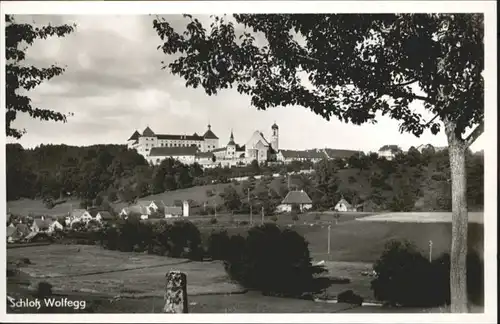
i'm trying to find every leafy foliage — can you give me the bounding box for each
[371,240,484,307]
[154,14,482,140]
[223,223,326,297]
[5,15,76,138]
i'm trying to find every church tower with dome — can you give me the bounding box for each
[270,122,279,151]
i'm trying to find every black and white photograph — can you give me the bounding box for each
[1,1,497,322]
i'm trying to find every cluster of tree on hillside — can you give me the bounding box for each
[216,147,483,214]
[6,144,312,206]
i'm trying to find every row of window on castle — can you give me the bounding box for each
[142,143,216,150]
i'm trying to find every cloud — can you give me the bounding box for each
[6,14,484,152]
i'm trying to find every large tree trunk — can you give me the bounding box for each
[445,121,469,313]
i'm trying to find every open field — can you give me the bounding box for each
[358,212,484,224]
[196,220,484,263]
[7,245,242,297]
[8,244,483,314]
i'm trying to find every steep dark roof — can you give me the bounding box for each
[227,130,236,146]
[7,227,16,237]
[336,198,352,209]
[280,149,327,160]
[272,122,279,130]
[97,211,114,220]
[196,152,215,159]
[142,127,155,137]
[211,147,226,153]
[157,134,204,141]
[149,146,198,157]
[203,125,219,139]
[282,191,313,205]
[165,206,183,215]
[323,148,360,159]
[128,130,140,141]
[379,145,401,153]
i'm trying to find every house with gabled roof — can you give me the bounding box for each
[95,211,114,222]
[119,205,149,220]
[276,190,313,213]
[31,218,63,233]
[136,200,166,214]
[277,149,328,164]
[68,209,93,226]
[378,145,402,161]
[164,206,183,218]
[334,198,356,212]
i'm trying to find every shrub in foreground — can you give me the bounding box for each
[207,230,231,260]
[371,240,437,307]
[371,240,484,307]
[224,223,326,297]
[337,290,364,306]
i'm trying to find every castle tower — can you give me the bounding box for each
[226,129,236,158]
[271,122,279,151]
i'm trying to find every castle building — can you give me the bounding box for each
[127,124,220,157]
[126,122,361,167]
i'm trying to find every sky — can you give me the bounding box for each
[6,14,485,153]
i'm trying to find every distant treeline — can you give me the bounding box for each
[5,144,311,204]
[6,144,483,212]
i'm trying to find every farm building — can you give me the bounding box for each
[136,200,166,213]
[31,218,63,233]
[276,190,313,213]
[165,206,183,218]
[119,205,149,219]
[95,211,114,222]
[7,226,18,243]
[333,198,357,212]
[67,209,93,226]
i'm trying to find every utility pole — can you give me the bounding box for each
[429,240,433,262]
[261,206,264,225]
[327,224,331,255]
[248,188,252,225]
[213,201,217,219]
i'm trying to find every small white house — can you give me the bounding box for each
[276,190,313,213]
[165,206,183,218]
[69,209,93,226]
[136,200,166,214]
[334,198,356,212]
[31,218,63,233]
[95,211,114,222]
[119,205,149,219]
[378,145,402,161]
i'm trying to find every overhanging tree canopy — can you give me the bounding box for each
[5,15,75,139]
[153,13,484,313]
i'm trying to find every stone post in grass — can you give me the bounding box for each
[163,271,188,313]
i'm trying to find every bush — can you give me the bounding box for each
[431,251,484,306]
[161,220,203,260]
[210,217,218,225]
[291,213,299,221]
[371,240,437,307]
[270,216,278,222]
[337,290,363,306]
[207,230,231,260]
[224,223,325,297]
[371,240,484,307]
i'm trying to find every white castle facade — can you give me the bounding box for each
[127,123,281,167]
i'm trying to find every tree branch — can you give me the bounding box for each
[425,114,440,127]
[465,122,484,148]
